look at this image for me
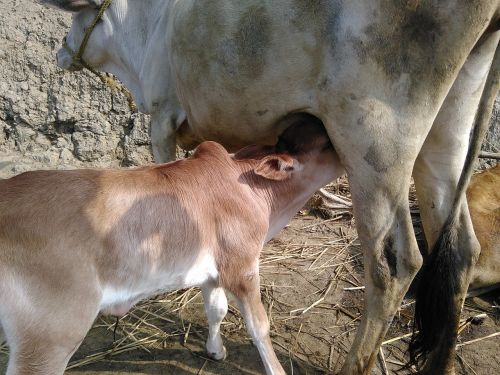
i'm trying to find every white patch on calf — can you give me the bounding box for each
[100,286,137,316]
[99,251,219,315]
[183,252,219,286]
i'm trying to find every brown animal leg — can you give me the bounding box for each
[5,312,96,375]
[230,271,286,375]
[1,272,100,375]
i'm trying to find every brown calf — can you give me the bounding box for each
[0,118,343,375]
[468,163,500,289]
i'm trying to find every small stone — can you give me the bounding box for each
[59,147,74,163]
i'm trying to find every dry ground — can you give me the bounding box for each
[0,179,498,374]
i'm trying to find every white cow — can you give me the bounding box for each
[45,1,499,374]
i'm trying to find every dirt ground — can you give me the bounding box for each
[0,180,498,375]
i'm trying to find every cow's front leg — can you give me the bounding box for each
[150,111,178,163]
[229,268,286,375]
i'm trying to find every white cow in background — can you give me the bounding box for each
[53,0,189,162]
[44,0,499,374]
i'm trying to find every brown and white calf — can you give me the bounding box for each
[0,119,343,375]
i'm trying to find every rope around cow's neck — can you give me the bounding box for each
[62,0,137,112]
[75,0,113,64]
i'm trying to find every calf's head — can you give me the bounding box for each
[235,114,343,187]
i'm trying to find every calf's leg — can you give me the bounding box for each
[201,282,228,360]
[5,306,98,375]
[1,269,100,375]
[230,271,285,375]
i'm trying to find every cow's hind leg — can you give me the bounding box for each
[151,111,178,162]
[410,31,499,374]
[0,323,5,344]
[338,165,423,374]
[323,98,426,374]
[201,282,228,360]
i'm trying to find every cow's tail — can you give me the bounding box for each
[0,324,5,345]
[409,43,499,369]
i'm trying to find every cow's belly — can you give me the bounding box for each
[175,58,324,151]
[170,0,497,153]
[170,0,335,150]
[179,86,320,151]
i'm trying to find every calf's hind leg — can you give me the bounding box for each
[2,275,100,374]
[5,309,98,375]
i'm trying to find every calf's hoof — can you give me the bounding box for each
[207,345,227,361]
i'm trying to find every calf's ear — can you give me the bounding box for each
[254,155,297,181]
[41,0,99,12]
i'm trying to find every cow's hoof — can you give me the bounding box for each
[207,345,227,361]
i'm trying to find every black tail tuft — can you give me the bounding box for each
[409,218,461,369]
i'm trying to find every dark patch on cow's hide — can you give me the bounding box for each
[291,0,330,32]
[291,0,343,55]
[347,1,471,103]
[363,141,399,173]
[383,234,397,277]
[171,0,226,87]
[358,5,443,95]
[233,5,271,80]
[371,237,396,290]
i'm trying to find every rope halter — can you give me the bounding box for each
[62,0,113,71]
